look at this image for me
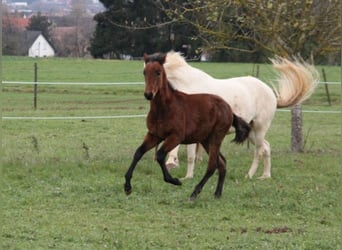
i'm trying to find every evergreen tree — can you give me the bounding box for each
[90,0,164,58]
[27,12,53,42]
[90,0,201,58]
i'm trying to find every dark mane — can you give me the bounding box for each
[143,52,166,65]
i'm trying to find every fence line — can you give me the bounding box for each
[2,81,341,85]
[276,109,340,114]
[2,109,340,121]
[2,114,147,120]
[2,80,340,120]
[2,81,145,85]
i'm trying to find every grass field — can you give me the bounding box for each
[2,56,341,249]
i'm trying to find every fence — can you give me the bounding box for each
[2,62,341,120]
[2,79,340,120]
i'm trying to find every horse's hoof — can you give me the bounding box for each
[189,194,197,202]
[173,178,182,186]
[166,162,178,170]
[214,193,222,199]
[124,184,132,195]
[181,176,193,181]
[245,173,254,179]
[258,175,271,180]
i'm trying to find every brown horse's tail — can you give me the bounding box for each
[231,114,251,144]
[271,56,319,108]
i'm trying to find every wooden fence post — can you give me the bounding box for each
[34,63,38,110]
[291,104,303,152]
[255,64,260,78]
[252,64,260,77]
[321,68,331,106]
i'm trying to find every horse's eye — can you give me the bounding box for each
[143,70,146,76]
[156,71,161,76]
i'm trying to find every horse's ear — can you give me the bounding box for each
[159,54,166,65]
[143,53,149,63]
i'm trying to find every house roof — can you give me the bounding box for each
[19,30,55,56]
[23,30,42,48]
[2,16,30,30]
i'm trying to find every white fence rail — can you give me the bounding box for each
[2,81,340,85]
[2,109,340,121]
[2,81,144,85]
[2,80,340,120]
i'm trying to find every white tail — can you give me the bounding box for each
[271,56,319,108]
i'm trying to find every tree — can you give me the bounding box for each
[163,0,341,62]
[67,0,93,57]
[90,0,169,58]
[27,12,53,43]
[2,7,24,55]
[90,0,201,58]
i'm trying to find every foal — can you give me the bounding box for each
[124,53,250,200]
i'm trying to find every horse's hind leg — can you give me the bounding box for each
[190,143,222,201]
[246,128,271,179]
[165,145,180,169]
[184,144,197,179]
[260,140,271,179]
[214,153,227,198]
[196,143,204,163]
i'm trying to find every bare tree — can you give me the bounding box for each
[52,0,95,57]
[2,7,24,55]
[163,0,341,59]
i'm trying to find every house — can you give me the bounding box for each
[2,15,30,30]
[22,31,55,57]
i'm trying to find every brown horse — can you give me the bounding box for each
[124,53,250,200]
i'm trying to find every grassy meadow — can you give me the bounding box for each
[1,56,341,249]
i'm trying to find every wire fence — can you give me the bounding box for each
[2,109,341,121]
[1,80,340,85]
[2,81,145,85]
[2,69,340,120]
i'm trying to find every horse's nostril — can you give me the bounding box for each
[144,92,153,100]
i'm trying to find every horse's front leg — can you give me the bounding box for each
[156,137,183,186]
[124,133,161,195]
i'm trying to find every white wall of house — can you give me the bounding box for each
[28,35,55,57]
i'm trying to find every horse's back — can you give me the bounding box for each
[164,54,277,122]
[170,73,276,122]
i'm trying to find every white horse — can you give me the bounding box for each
[163,52,319,179]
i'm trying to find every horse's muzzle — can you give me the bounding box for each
[144,92,153,100]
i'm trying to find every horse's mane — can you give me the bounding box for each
[165,51,213,84]
[165,51,188,70]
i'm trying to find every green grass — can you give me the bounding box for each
[2,56,341,249]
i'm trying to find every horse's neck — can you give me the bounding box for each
[151,76,174,109]
[161,75,174,100]
[166,65,213,91]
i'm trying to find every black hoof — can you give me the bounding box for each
[189,193,197,202]
[124,183,132,195]
[214,193,222,199]
[166,177,182,186]
[173,178,182,186]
